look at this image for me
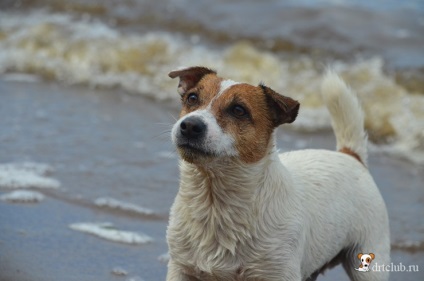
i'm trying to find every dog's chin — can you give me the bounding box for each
[177,144,217,164]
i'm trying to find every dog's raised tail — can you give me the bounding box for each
[321,70,368,166]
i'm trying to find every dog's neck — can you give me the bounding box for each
[175,135,292,265]
[179,136,282,198]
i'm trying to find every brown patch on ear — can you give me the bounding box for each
[357,253,363,259]
[260,84,300,126]
[369,253,375,260]
[168,66,216,94]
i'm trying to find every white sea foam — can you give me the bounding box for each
[111,267,128,276]
[0,190,45,203]
[69,222,153,244]
[94,197,154,215]
[0,162,60,189]
[0,10,423,164]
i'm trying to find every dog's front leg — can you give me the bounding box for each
[166,260,198,281]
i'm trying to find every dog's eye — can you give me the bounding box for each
[186,93,199,105]
[231,105,248,117]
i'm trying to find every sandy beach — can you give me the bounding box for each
[0,79,423,281]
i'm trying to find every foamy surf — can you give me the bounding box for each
[111,267,129,277]
[0,190,45,203]
[69,222,153,244]
[94,197,154,216]
[0,162,60,189]
[0,10,423,164]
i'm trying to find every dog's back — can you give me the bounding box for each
[278,72,390,280]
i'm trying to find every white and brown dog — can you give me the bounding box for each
[166,66,390,281]
[356,253,376,272]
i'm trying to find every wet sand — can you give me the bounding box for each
[0,79,423,281]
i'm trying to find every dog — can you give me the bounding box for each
[355,253,376,272]
[166,66,390,281]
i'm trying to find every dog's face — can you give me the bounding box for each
[169,66,299,164]
[357,253,375,270]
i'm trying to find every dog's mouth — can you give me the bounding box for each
[177,142,215,162]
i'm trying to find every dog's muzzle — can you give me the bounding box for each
[179,116,206,140]
[174,116,212,156]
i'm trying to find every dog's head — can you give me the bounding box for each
[169,66,299,165]
[357,253,375,269]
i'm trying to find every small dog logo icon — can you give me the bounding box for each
[355,253,375,272]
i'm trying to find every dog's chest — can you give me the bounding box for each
[168,205,250,278]
[168,193,257,280]
[168,162,272,280]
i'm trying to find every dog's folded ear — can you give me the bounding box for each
[369,253,375,260]
[357,253,363,259]
[260,84,300,126]
[168,66,216,94]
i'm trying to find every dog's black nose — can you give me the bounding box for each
[180,116,206,139]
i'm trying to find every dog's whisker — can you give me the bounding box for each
[167,112,178,122]
[152,130,172,140]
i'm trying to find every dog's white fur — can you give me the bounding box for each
[171,109,238,157]
[321,71,368,165]
[167,71,390,281]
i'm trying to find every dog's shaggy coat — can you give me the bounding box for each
[166,67,390,281]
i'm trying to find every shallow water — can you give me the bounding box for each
[0,80,423,280]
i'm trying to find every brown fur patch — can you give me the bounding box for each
[179,74,222,117]
[210,84,276,163]
[173,70,299,164]
[169,66,216,94]
[339,147,363,164]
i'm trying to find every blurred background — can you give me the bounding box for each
[0,0,423,280]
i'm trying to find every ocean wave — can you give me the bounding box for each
[94,197,155,216]
[0,10,423,164]
[0,190,45,203]
[69,222,153,245]
[0,162,60,189]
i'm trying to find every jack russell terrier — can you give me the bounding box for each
[166,66,390,281]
